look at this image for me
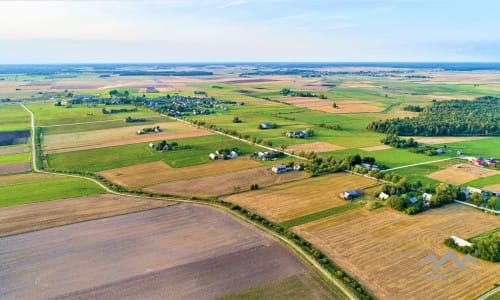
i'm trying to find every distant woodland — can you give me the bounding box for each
[367,96,499,136]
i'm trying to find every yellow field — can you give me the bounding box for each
[98,157,262,187]
[427,164,499,185]
[279,97,384,114]
[293,205,500,300]
[359,145,392,152]
[287,141,345,153]
[223,173,377,223]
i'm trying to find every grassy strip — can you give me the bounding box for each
[0,152,30,165]
[280,202,360,229]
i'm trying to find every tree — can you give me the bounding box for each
[232,116,242,123]
[488,197,497,209]
[471,193,484,206]
[387,195,405,211]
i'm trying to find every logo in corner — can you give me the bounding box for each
[420,251,479,282]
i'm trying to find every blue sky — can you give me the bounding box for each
[0,0,499,63]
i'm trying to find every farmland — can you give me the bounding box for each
[224,173,378,223]
[0,104,31,131]
[0,204,335,299]
[427,163,500,185]
[293,205,500,300]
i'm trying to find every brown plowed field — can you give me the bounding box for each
[0,146,30,155]
[43,122,213,154]
[279,98,384,114]
[98,157,262,187]
[288,141,345,153]
[427,164,499,185]
[360,145,392,152]
[223,173,377,223]
[0,203,317,300]
[0,162,31,175]
[145,167,308,198]
[0,194,172,237]
[293,205,500,300]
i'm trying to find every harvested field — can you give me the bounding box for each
[484,183,500,191]
[0,146,30,155]
[279,98,384,114]
[0,203,319,300]
[223,173,377,223]
[404,136,489,145]
[0,194,172,237]
[427,164,500,185]
[0,172,54,185]
[360,145,392,152]
[222,78,279,84]
[0,162,30,175]
[146,167,308,198]
[288,141,345,153]
[293,205,500,300]
[98,157,262,187]
[44,121,213,154]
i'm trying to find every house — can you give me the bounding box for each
[409,196,418,204]
[360,163,380,172]
[209,153,218,160]
[378,192,390,200]
[272,164,289,174]
[259,122,274,129]
[293,163,303,171]
[461,186,483,200]
[422,193,433,202]
[229,150,239,158]
[149,143,154,149]
[451,235,472,247]
[436,148,444,154]
[286,130,307,138]
[341,190,364,200]
[137,130,143,135]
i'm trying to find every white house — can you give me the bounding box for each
[461,186,483,199]
[422,193,433,202]
[272,164,288,174]
[209,153,218,160]
[378,192,390,200]
[149,143,155,149]
[229,150,239,158]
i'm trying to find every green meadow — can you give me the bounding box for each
[0,152,30,165]
[0,104,31,131]
[47,134,265,172]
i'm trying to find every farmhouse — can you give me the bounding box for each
[450,235,472,247]
[285,130,308,138]
[461,186,483,200]
[360,163,380,172]
[422,193,433,202]
[210,148,240,160]
[378,192,390,200]
[341,190,364,200]
[272,164,291,174]
[255,150,280,161]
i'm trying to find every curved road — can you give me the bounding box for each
[21,103,355,300]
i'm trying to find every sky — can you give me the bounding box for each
[0,0,499,63]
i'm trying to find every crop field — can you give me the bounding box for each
[98,158,262,187]
[0,162,31,175]
[293,205,500,300]
[27,102,155,126]
[443,137,500,158]
[0,151,30,165]
[0,173,104,207]
[427,164,500,185]
[223,173,377,223]
[46,134,263,172]
[287,141,345,153]
[392,159,459,186]
[280,97,385,114]
[0,194,172,237]
[0,105,31,132]
[0,144,30,155]
[145,167,309,198]
[0,203,334,299]
[406,136,489,145]
[43,121,213,154]
[359,145,392,152]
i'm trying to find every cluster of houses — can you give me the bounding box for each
[285,130,310,138]
[271,163,302,174]
[462,156,497,167]
[378,192,433,205]
[359,163,380,172]
[461,186,499,200]
[255,150,282,161]
[209,149,239,160]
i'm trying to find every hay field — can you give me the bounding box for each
[223,173,377,223]
[98,157,262,187]
[279,97,384,114]
[484,183,500,191]
[359,145,392,152]
[427,164,499,185]
[145,167,308,198]
[0,204,321,299]
[404,136,489,145]
[0,194,172,237]
[293,205,500,300]
[0,162,31,175]
[44,121,213,154]
[288,142,345,153]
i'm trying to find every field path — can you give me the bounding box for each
[383,157,455,171]
[20,103,356,300]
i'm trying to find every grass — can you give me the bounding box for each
[465,174,500,188]
[0,176,104,207]
[443,137,500,158]
[280,202,360,229]
[392,159,459,185]
[27,102,155,126]
[218,273,338,300]
[0,104,31,131]
[469,227,500,243]
[0,152,30,165]
[47,134,264,172]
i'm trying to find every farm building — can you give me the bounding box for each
[461,186,483,200]
[259,122,274,129]
[378,192,390,200]
[271,164,292,174]
[450,235,472,247]
[341,190,364,201]
[285,130,308,138]
[422,193,433,202]
[360,163,380,172]
[209,153,218,160]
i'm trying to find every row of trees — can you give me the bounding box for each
[402,104,424,112]
[381,134,441,156]
[445,234,499,262]
[367,96,499,136]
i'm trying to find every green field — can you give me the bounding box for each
[0,104,31,131]
[443,137,500,158]
[47,134,265,172]
[280,203,360,229]
[219,273,338,300]
[391,159,460,185]
[466,174,500,189]
[0,176,104,207]
[27,102,156,126]
[0,152,30,165]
